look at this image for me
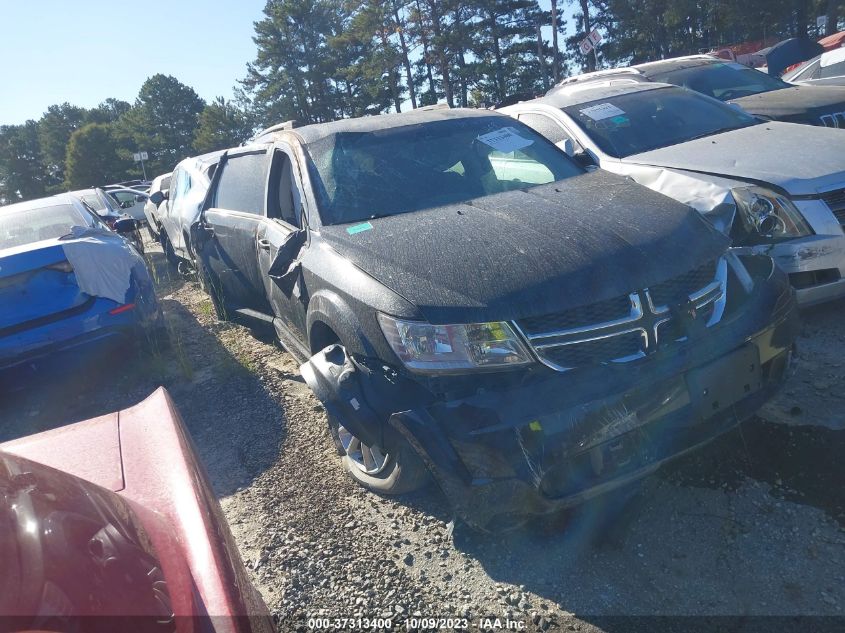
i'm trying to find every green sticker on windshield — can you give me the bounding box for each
[611,115,629,124]
[346,222,373,235]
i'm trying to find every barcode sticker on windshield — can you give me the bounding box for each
[477,127,534,153]
[579,103,626,121]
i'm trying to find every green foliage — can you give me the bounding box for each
[87,98,132,124]
[194,97,255,153]
[64,123,130,189]
[0,121,46,203]
[118,74,205,175]
[37,103,87,190]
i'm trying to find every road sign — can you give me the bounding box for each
[579,29,602,56]
[817,15,828,32]
[133,151,149,162]
[140,151,148,161]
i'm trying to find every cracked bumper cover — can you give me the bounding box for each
[301,258,799,529]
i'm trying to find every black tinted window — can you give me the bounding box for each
[651,62,789,100]
[268,150,301,226]
[215,152,267,215]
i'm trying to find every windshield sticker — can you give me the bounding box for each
[346,221,373,235]
[579,103,626,121]
[477,127,534,153]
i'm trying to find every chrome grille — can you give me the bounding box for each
[514,258,727,371]
[820,188,845,224]
[517,294,632,334]
[539,330,646,369]
[820,112,845,128]
[648,260,717,308]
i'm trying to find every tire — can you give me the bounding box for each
[160,230,179,269]
[327,413,430,495]
[132,230,145,255]
[196,256,230,321]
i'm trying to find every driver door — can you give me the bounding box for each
[256,146,309,347]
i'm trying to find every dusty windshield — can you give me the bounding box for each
[305,117,583,225]
[0,204,88,249]
[564,87,759,157]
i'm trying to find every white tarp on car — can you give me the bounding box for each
[60,226,146,304]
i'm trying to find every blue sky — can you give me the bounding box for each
[0,0,266,124]
[0,0,578,126]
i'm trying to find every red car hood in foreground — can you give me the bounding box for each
[0,388,274,632]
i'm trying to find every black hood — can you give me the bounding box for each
[319,170,729,324]
[732,85,845,123]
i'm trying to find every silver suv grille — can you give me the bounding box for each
[514,258,727,372]
[820,188,845,224]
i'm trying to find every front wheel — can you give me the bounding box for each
[328,415,429,495]
[160,230,179,269]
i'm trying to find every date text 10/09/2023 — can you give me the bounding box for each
[306,616,528,630]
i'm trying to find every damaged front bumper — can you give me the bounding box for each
[302,257,799,530]
[757,199,845,307]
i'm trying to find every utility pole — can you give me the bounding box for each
[536,20,549,92]
[580,0,595,71]
[550,0,560,83]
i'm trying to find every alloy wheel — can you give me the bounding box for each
[337,424,389,475]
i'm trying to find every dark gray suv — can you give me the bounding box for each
[194,107,798,529]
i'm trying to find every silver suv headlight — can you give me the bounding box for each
[377,314,534,373]
[731,186,812,242]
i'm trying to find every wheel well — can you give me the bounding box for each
[309,321,341,354]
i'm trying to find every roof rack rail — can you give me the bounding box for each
[416,103,451,111]
[251,120,300,140]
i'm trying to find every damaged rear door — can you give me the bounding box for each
[201,148,274,314]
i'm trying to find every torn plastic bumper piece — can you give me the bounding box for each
[300,345,434,450]
[302,259,799,530]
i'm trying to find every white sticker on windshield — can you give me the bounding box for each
[477,127,534,153]
[579,103,626,121]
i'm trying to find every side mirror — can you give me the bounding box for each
[113,217,138,234]
[149,190,166,205]
[556,138,576,156]
[573,151,597,168]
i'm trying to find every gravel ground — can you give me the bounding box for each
[2,242,843,632]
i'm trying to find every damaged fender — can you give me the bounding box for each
[299,344,433,451]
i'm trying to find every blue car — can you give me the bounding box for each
[0,195,162,378]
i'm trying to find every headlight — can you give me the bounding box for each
[731,186,812,243]
[377,314,533,373]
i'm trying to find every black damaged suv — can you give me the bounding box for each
[194,107,798,529]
